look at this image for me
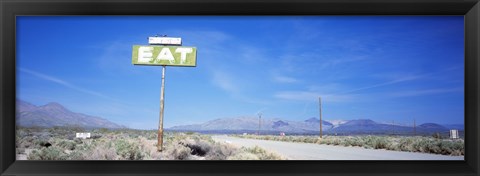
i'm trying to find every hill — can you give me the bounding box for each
[169,116,456,135]
[16,99,125,129]
[169,116,333,134]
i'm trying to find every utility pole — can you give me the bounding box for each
[392,120,395,136]
[413,119,416,136]
[258,113,262,135]
[319,97,322,139]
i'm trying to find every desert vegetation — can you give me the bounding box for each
[236,134,464,156]
[16,126,285,160]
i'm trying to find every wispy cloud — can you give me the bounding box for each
[318,55,368,70]
[272,75,300,84]
[18,67,109,99]
[211,70,240,94]
[236,46,270,65]
[211,70,272,105]
[338,66,463,95]
[274,91,356,103]
[273,66,463,105]
[277,52,370,77]
[273,73,435,103]
[391,87,463,97]
[338,74,424,94]
[297,101,312,118]
[96,41,134,73]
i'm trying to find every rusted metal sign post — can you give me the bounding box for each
[158,65,166,151]
[132,36,197,151]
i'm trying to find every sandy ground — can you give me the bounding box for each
[212,135,464,160]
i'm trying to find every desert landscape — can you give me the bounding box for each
[15,99,464,160]
[16,16,465,161]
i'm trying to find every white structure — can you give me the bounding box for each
[76,132,91,139]
[148,37,182,45]
[450,130,459,139]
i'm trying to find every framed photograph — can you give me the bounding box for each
[1,0,479,175]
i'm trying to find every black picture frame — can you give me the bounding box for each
[1,0,479,176]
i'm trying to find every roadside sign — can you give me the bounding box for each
[132,45,197,67]
[132,36,197,151]
[450,129,459,139]
[76,133,91,139]
[148,37,182,45]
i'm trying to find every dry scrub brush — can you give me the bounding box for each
[17,127,285,160]
[238,134,464,156]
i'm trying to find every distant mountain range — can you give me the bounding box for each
[169,116,463,135]
[15,99,464,134]
[16,100,125,129]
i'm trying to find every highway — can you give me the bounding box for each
[212,135,464,160]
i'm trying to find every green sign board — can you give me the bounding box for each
[132,45,197,67]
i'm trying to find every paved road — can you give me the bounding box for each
[212,135,464,160]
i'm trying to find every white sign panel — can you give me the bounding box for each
[148,37,182,45]
[76,133,91,139]
[450,130,459,139]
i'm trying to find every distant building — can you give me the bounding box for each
[243,133,248,136]
[450,130,459,139]
[280,132,285,136]
[76,132,91,139]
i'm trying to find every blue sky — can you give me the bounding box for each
[16,16,464,129]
